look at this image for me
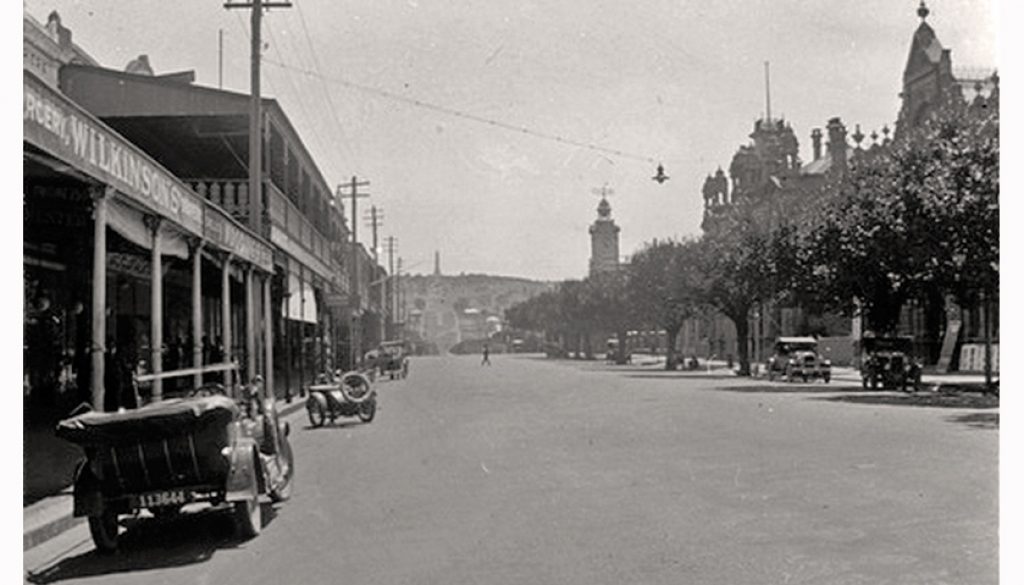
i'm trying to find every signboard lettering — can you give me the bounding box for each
[23,73,203,235]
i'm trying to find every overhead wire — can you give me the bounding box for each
[292,0,360,167]
[259,56,660,165]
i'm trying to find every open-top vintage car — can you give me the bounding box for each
[306,370,377,427]
[55,373,294,553]
[860,335,922,391]
[377,340,410,380]
[767,336,832,383]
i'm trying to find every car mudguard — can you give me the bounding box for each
[225,440,262,502]
[72,460,104,517]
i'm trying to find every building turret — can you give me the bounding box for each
[810,128,823,161]
[826,117,847,171]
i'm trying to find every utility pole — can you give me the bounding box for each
[365,205,384,342]
[364,206,383,264]
[339,176,370,370]
[224,0,292,236]
[396,257,403,341]
[385,236,397,339]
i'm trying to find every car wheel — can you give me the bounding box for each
[88,510,119,554]
[357,398,376,423]
[823,372,831,384]
[306,394,328,427]
[233,489,262,539]
[802,374,809,383]
[269,436,294,503]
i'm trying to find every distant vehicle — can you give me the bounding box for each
[377,340,410,380]
[307,371,377,427]
[860,335,921,391]
[767,336,831,383]
[511,339,524,352]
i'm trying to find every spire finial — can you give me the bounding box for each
[917,1,930,21]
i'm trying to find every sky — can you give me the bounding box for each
[19,0,998,281]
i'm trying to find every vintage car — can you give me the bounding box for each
[55,375,294,553]
[767,337,832,383]
[377,340,410,380]
[307,371,377,427]
[860,335,922,391]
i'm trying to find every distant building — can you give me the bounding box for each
[686,1,997,369]
[588,196,620,276]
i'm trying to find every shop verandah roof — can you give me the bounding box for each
[59,63,338,212]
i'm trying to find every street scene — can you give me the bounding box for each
[22,0,1002,583]
[25,355,999,584]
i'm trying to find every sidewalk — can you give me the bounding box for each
[23,397,307,551]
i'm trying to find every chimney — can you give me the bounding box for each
[810,128,823,161]
[826,117,847,169]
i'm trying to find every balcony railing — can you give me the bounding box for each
[188,178,340,271]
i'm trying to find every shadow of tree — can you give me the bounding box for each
[817,392,999,409]
[26,503,282,584]
[946,412,999,430]
[714,383,875,394]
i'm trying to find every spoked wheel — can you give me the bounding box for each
[269,437,295,503]
[88,511,119,554]
[357,398,377,423]
[306,394,328,427]
[233,489,262,539]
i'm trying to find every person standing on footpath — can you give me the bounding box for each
[481,343,491,366]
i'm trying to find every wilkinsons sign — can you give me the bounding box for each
[23,72,204,236]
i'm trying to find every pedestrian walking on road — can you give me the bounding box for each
[482,343,491,366]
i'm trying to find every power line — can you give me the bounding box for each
[292,0,359,166]
[260,56,661,164]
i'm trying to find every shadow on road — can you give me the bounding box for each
[816,392,999,410]
[714,383,874,394]
[302,420,368,431]
[25,503,281,584]
[946,412,999,430]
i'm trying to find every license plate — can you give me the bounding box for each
[135,490,188,508]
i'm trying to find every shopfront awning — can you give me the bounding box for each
[285,272,318,324]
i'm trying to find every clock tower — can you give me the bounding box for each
[589,194,620,276]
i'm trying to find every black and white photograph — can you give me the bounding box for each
[18,0,1008,583]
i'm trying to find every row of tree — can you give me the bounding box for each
[507,86,998,378]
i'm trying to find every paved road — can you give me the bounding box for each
[24,354,998,584]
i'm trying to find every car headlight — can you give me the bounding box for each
[788,358,796,365]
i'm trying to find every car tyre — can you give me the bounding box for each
[357,397,376,423]
[823,372,831,384]
[88,510,119,554]
[233,489,262,539]
[269,437,294,503]
[306,394,328,427]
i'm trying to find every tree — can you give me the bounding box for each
[697,209,800,376]
[582,270,634,364]
[628,238,706,369]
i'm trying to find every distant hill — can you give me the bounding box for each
[402,273,554,353]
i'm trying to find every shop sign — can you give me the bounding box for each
[23,73,204,235]
[204,209,273,272]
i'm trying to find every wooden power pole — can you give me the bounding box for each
[224,0,292,236]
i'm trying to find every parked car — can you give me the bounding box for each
[767,336,831,383]
[55,373,294,553]
[377,340,410,380]
[860,335,921,391]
